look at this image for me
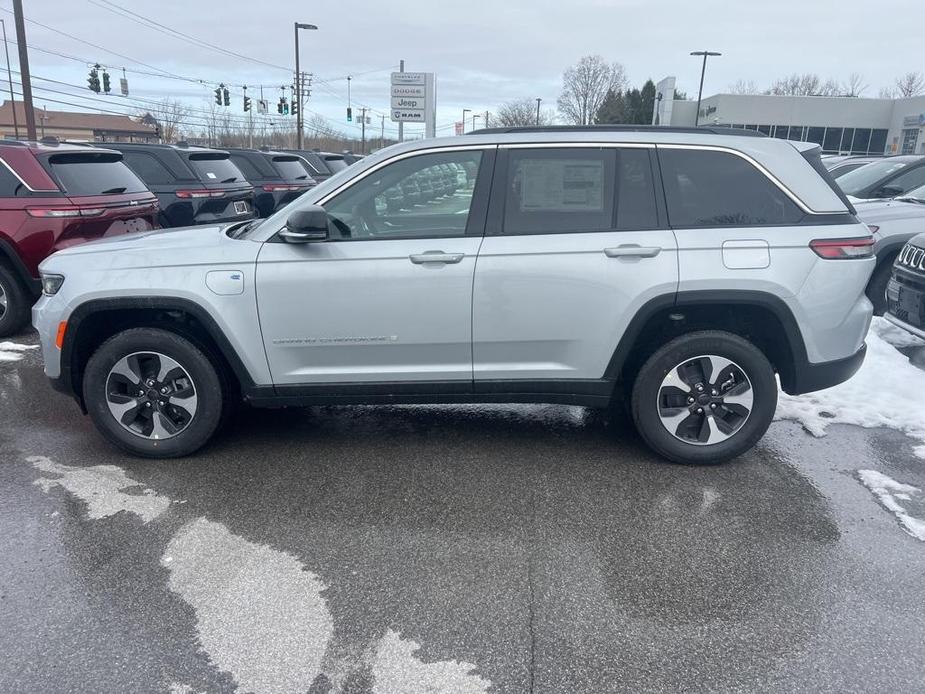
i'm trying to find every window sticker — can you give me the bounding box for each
[519,159,604,212]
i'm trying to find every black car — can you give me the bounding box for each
[279,150,334,182]
[887,237,925,340]
[225,148,316,217]
[837,155,925,200]
[96,142,255,228]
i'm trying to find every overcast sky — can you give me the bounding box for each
[9,0,921,139]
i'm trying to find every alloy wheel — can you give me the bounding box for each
[656,354,754,445]
[0,281,7,319]
[105,351,198,440]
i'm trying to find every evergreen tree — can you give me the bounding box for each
[594,89,626,124]
[640,80,656,125]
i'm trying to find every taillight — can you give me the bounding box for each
[26,206,105,218]
[261,184,306,192]
[175,189,225,199]
[810,237,875,259]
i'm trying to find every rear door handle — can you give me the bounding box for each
[603,245,662,259]
[409,251,465,265]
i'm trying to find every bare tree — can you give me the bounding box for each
[895,71,925,97]
[845,72,868,97]
[557,55,627,125]
[496,98,555,127]
[768,73,842,96]
[728,79,760,95]
[878,86,897,99]
[140,98,192,143]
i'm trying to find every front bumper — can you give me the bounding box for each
[31,293,64,380]
[886,267,925,338]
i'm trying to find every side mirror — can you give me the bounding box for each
[279,206,329,243]
[875,185,903,199]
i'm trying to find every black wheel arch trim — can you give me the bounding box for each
[604,289,850,396]
[0,238,41,296]
[58,296,256,409]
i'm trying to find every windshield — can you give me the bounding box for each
[838,159,910,196]
[187,153,245,184]
[45,152,148,195]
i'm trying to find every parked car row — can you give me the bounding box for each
[0,138,364,337]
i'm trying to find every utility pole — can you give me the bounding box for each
[484,110,489,128]
[690,50,721,127]
[294,22,318,149]
[535,97,542,126]
[12,0,35,139]
[0,20,18,138]
[398,59,404,143]
[379,114,385,150]
[360,107,367,154]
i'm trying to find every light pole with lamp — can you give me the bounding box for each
[472,113,481,131]
[690,50,721,126]
[535,97,542,126]
[294,22,318,149]
[462,108,471,134]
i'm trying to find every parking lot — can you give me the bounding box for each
[2,326,925,694]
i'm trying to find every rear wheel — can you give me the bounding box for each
[83,328,224,458]
[631,331,777,465]
[0,264,31,338]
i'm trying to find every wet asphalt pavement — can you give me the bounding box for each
[2,329,925,694]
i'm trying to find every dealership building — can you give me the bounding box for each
[653,77,925,156]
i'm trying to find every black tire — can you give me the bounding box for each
[83,328,224,458]
[866,255,896,316]
[630,331,777,465]
[0,263,32,338]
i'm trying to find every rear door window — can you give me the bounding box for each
[659,148,803,227]
[45,152,148,195]
[228,154,264,181]
[503,148,616,235]
[272,156,313,181]
[121,151,176,185]
[186,154,245,184]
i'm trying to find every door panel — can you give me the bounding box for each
[473,230,678,380]
[256,147,491,385]
[473,146,677,382]
[256,237,482,383]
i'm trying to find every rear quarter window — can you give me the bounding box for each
[121,151,177,186]
[272,156,313,181]
[659,148,803,227]
[44,152,148,196]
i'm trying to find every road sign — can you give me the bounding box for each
[390,71,435,137]
[454,121,464,136]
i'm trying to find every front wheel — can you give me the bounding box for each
[631,331,777,465]
[83,328,224,458]
[866,256,896,316]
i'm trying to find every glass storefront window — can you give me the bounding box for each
[870,129,888,154]
[806,127,825,146]
[851,128,871,154]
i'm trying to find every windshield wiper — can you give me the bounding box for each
[895,196,925,204]
[221,177,238,183]
[100,186,127,194]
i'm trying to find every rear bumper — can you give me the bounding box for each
[785,343,867,395]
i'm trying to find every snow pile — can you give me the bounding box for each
[776,318,925,459]
[0,341,37,362]
[857,470,925,541]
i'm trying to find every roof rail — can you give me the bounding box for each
[468,125,766,137]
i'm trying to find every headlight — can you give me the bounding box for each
[41,273,65,296]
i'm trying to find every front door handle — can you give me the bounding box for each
[409,251,465,265]
[603,245,662,259]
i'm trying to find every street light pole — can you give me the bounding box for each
[462,108,471,134]
[535,97,542,126]
[472,113,481,131]
[294,22,318,150]
[0,20,17,138]
[690,50,721,127]
[11,0,35,140]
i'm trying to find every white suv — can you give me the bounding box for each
[33,126,875,463]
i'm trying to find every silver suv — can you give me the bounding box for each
[32,126,875,464]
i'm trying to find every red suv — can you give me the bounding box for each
[0,140,157,337]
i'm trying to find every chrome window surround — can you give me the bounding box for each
[308,140,843,219]
[0,156,58,193]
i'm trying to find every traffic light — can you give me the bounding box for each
[102,70,111,93]
[282,99,289,116]
[346,107,352,122]
[290,98,298,117]
[87,64,101,93]
[214,86,223,106]
[223,87,230,106]
[277,98,284,115]
[243,95,251,112]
